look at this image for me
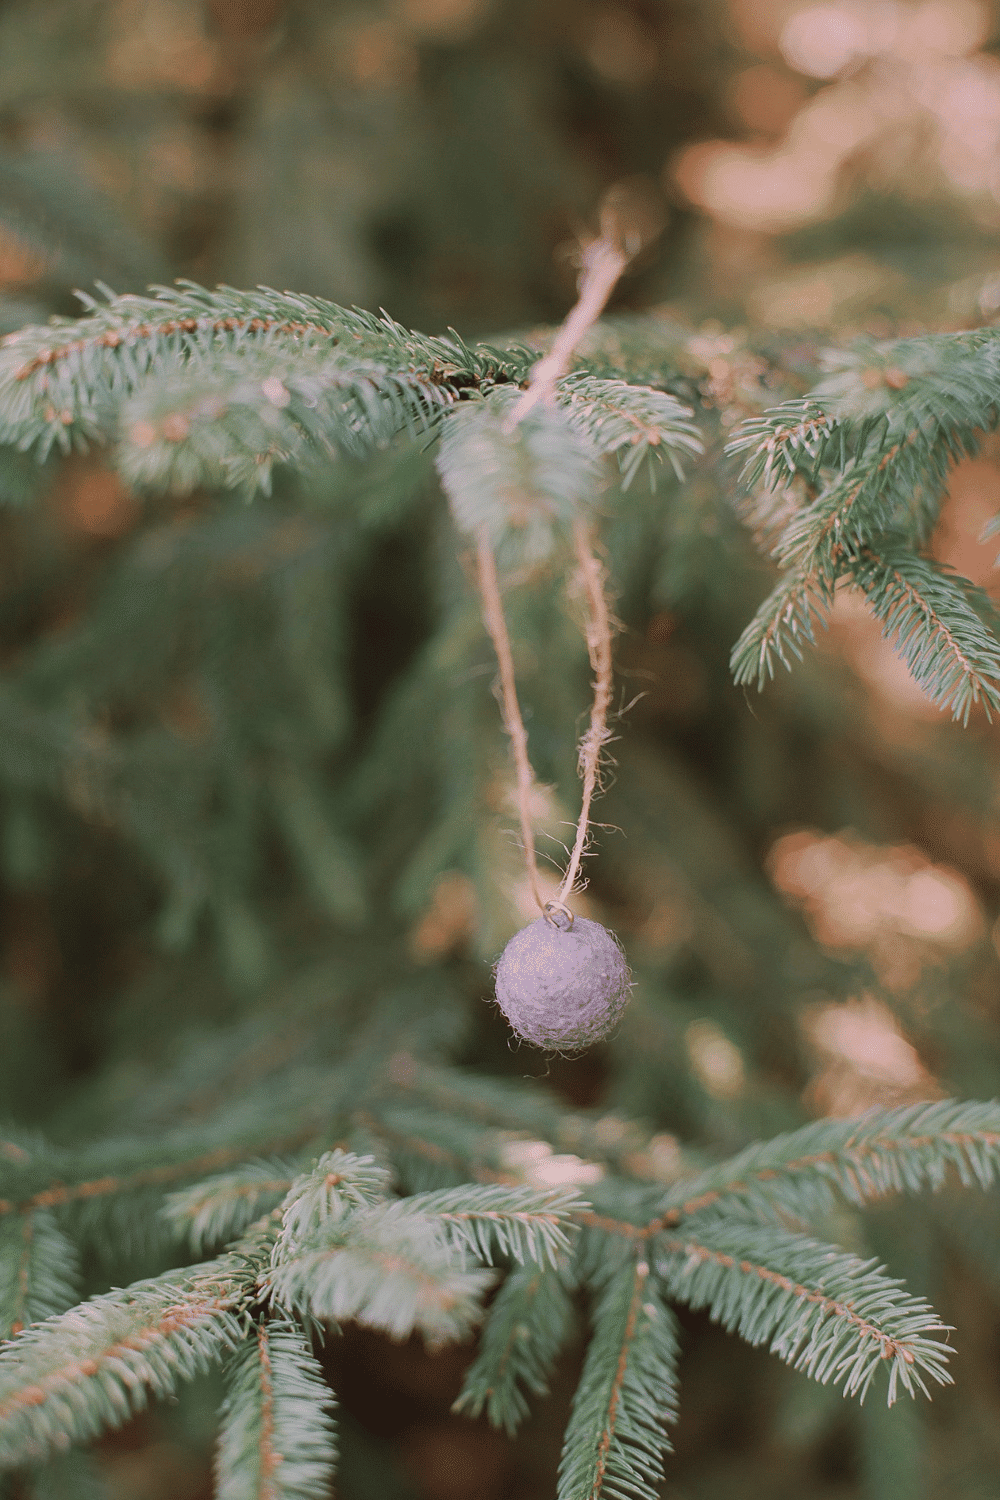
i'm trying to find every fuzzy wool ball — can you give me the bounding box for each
[494,913,632,1051]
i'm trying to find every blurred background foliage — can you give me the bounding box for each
[5,1,1000,1498]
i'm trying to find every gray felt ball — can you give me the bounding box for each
[494,914,632,1051]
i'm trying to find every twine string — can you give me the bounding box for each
[556,516,615,905]
[475,527,546,916]
[506,236,628,429]
[476,227,631,927]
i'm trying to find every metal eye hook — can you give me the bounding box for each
[543,900,575,930]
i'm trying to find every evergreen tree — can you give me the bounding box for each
[3,4,1000,1500]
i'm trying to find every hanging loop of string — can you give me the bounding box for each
[554,516,615,907]
[475,226,631,928]
[475,528,547,917]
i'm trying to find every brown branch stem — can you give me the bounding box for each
[257,1322,278,1500]
[591,1259,649,1498]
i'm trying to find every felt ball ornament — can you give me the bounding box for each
[494,912,632,1051]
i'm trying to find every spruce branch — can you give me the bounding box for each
[455,1262,576,1434]
[263,1213,495,1346]
[769,438,932,582]
[0,1144,252,1226]
[115,349,453,496]
[727,328,1000,702]
[365,1183,585,1268]
[729,331,1000,499]
[0,282,529,469]
[725,397,842,491]
[656,1222,952,1404]
[851,546,1000,722]
[814,332,1000,435]
[730,533,1000,718]
[0,1210,77,1340]
[263,1154,509,1343]
[162,1162,298,1256]
[215,1319,337,1500]
[271,1152,392,1263]
[0,1262,245,1467]
[729,568,835,689]
[0,1121,328,1256]
[650,1100,1000,1228]
[555,374,703,488]
[557,1259,679,1500]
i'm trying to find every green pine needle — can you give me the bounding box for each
[0,1209,77,1340]
[272,1151,392,1260]
[0,282,528,471]
[653,1099,1000,1226]
[725,397,841,490]
[265,1212,495,1345]
[556,373,703,487]
[657,1221,952,1404]
[162,1162,298,1255]
[727,327,1000,704]
[215,1319,337,1500]
[729,568,834,689]
[557,1259,679,1500]
[0,1262,245,1467]
[852,547,1000,723]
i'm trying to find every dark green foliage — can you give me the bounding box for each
[0,150,168,309]
[455,1260,577,1434]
